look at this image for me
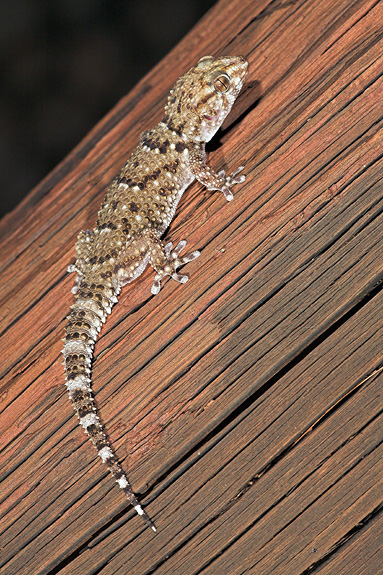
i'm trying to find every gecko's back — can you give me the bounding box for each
[64,55,248,531]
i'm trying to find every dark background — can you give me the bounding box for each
[0,0,215,219]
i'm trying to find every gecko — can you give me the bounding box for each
[64,55,248,532]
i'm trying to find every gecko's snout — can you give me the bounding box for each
[216,55,248,89]
[230,55,248,80]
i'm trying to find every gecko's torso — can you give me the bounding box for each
[75,123,195,292]
[64,55,248,531]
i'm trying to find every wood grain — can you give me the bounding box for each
[1,0,382,573]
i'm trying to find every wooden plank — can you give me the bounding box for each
[314,512,383,574]
[1,0,383,573]
[51,289,383,575]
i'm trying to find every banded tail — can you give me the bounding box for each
[63,276,156,532]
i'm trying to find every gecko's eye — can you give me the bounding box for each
[213,73,230,93]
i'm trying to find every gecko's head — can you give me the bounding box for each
[163,55,248,143]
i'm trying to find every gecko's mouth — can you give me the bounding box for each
[203,112,220,123]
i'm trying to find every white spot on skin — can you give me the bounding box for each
[99,446,113,461]
[135,504,144,516]
[80,413,99,429]
[117,477,129,488]
[170,143,176,149]
[66,377,91,392]
[64,341,90,355]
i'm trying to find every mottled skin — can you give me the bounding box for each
[64,55,248,531]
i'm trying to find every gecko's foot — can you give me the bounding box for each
[151,240,200,295]
[218,166,246,201]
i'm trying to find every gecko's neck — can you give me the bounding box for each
[159,119,209,147]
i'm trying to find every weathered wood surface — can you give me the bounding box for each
[1,0,382,573]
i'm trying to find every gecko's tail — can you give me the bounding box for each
[63,280,156,532]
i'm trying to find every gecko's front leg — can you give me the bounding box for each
[144,231,200,295]
[189,145,246,201]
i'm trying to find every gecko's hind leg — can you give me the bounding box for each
[148,235,200,295]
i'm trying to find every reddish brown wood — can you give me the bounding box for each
[1,0,383,574]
